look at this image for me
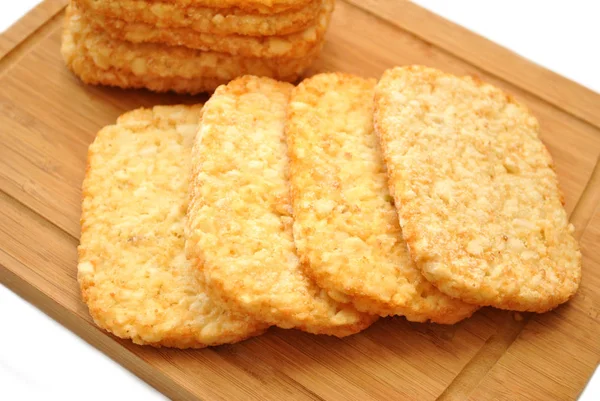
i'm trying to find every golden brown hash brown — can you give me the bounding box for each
[186,76,377,336]
[62,6,320,93]
[80,0,333,58]
[78,105,267,348]
[374,65,581,312]
[62,31,229,94]
[73,0,321,36]
[140,0,313,14]
[286,72,477,323]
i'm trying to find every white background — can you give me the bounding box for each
[0,1,598,400]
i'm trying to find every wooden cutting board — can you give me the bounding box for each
[1,1,599,400]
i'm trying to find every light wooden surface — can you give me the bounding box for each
[0,1,599,400]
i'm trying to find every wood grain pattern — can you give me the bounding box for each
[0,1,598,400]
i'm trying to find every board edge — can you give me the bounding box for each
[0,0,68,61]
[343,0,600,130]
[0,255,199,401]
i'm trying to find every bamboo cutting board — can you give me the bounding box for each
[1,1,599,400]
